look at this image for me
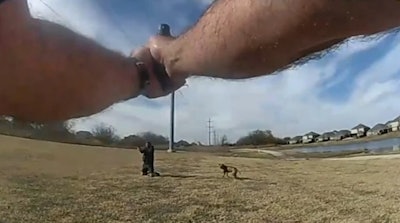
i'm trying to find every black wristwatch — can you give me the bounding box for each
[131,57,174,97]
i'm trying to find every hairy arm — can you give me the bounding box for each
[165,0,400,78]
[0,0,140,122]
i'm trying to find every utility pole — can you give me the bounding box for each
[157,23,175,153]
[207,118,213,146]
[168,90,175,152]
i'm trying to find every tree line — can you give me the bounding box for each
[0,116,173,149]
[235,130,286,146]
[0,116,287,148]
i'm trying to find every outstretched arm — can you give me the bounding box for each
[0,0,141,122]
[163,0,400,78]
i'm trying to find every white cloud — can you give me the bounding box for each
[28,1,400,144]
[28,0,151,54]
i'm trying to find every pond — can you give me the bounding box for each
[292,137,400,154]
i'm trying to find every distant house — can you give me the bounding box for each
[385,120,392,129]
[76,131,93,140]
[289,136,302,144]
[316,131,337,142]
[302,132,320,143]
[331,130,351,141]
[367,123,389,136]
[175,140,190,147]
[315,135,324,142]
[350,124,370,138]
[387,116,400,132]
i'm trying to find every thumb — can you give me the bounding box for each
[148,35,175,61]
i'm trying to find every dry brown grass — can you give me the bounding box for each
[1,135,400,222]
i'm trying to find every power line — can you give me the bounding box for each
[38,0,72,27]
[94,1,135,46]
[38,0,63,19]
[38,0,133,46]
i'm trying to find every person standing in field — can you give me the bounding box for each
[138,142,159,177]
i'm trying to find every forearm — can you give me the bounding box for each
[0,1,139,121]
[165,0,400,78]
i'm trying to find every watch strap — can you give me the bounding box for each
[131,57,174,97]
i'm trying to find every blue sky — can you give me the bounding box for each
[28,0,400,143]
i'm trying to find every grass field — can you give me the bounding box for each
[2,135,400,222]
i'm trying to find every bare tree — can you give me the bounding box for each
[91,123,120,145]
[236,130,285,146]
[221,135,228,146]
[119,134,146,147]
[139,131,168,145]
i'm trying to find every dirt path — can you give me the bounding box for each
[326,154,400,161]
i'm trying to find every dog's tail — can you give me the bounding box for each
[233,169,241,179]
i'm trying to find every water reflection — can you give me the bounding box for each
[293,137,400,154]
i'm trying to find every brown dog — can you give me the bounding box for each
[219,163,240,179]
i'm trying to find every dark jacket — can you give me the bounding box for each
[139,145,154,164]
